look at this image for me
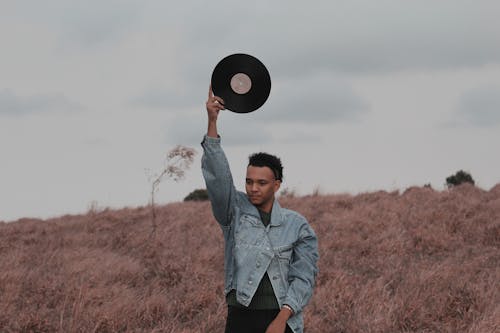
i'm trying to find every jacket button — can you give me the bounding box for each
[248,280,253,285]
[256,263,260,268]
[273,276,279,280]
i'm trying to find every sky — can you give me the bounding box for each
[1,0,500,222]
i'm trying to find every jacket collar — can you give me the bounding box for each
[269,199,284,226]
[241,195,284,226]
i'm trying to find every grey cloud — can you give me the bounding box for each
[167,1,500,77]
[130,90,192,110]
[255,75,369,124]
[220,122,273,146]
[0,89,82,115]
[57,1,142,47]
[144,71,369,130]
[6,1,500,73]
[165,111,272,147]
[2,1,142,47]
[124,1,500,116]
[83,138,109,146]
[454,85,500,127]
[273,131,323,145]
[130,81,210,111]
[165,117,204,146]
[219,110,273,146]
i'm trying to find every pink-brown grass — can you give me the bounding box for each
[1,183,499,332]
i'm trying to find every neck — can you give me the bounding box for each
[256,199,274,214]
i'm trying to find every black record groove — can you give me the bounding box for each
[211,53,271,113]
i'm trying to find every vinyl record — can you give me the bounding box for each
[211,53,271,113]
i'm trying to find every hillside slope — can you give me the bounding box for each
[1,184,499,332]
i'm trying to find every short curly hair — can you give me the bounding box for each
[248,152,283,182]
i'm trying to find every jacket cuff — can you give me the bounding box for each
[283,297,300,315]
[201,134,221,146]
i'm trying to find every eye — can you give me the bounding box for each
[258,181,268,186]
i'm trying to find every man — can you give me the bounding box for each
[201,86,319,333]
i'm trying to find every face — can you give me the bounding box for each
[245,165,281,212]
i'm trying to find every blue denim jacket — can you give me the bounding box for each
[201,135,319,333]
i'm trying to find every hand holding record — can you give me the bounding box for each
[206,84,225,121]
[206,85,225,138]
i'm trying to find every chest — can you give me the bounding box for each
[233,213,298,249]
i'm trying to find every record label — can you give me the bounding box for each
[230,73,252,94]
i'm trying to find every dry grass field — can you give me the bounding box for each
[1,183,499,332]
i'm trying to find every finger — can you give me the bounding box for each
[206,100,224,110]
[208,84,213,99]
[214,96,225,105]
[215,104,225,111]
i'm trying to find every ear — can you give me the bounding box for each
[274,180,281,193]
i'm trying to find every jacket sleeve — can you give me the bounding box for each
[284,221,319,314]
[201,135,237,226]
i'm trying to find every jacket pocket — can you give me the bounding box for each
[276,244,293,262]
[275,244,293,282]
[235,214,264,246]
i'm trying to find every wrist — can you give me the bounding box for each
[277,305,293,321]
[207,120,218,138]
[282,304,294,315]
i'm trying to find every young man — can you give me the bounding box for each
[201,87,319,333]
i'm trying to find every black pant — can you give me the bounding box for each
[224,306,293,333]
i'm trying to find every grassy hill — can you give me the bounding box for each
[1,184,499,332]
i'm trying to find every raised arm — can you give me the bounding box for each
[201,86,236,227]
[206,84,225,138]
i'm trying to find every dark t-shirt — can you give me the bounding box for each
[226,208,280,309]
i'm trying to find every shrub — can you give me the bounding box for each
[148,145,197,235]
[184,189,209,201]
[446,170,475,188]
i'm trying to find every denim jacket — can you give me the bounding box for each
[201,135,319,333]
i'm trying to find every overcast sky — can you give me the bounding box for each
[1,0,500,221]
